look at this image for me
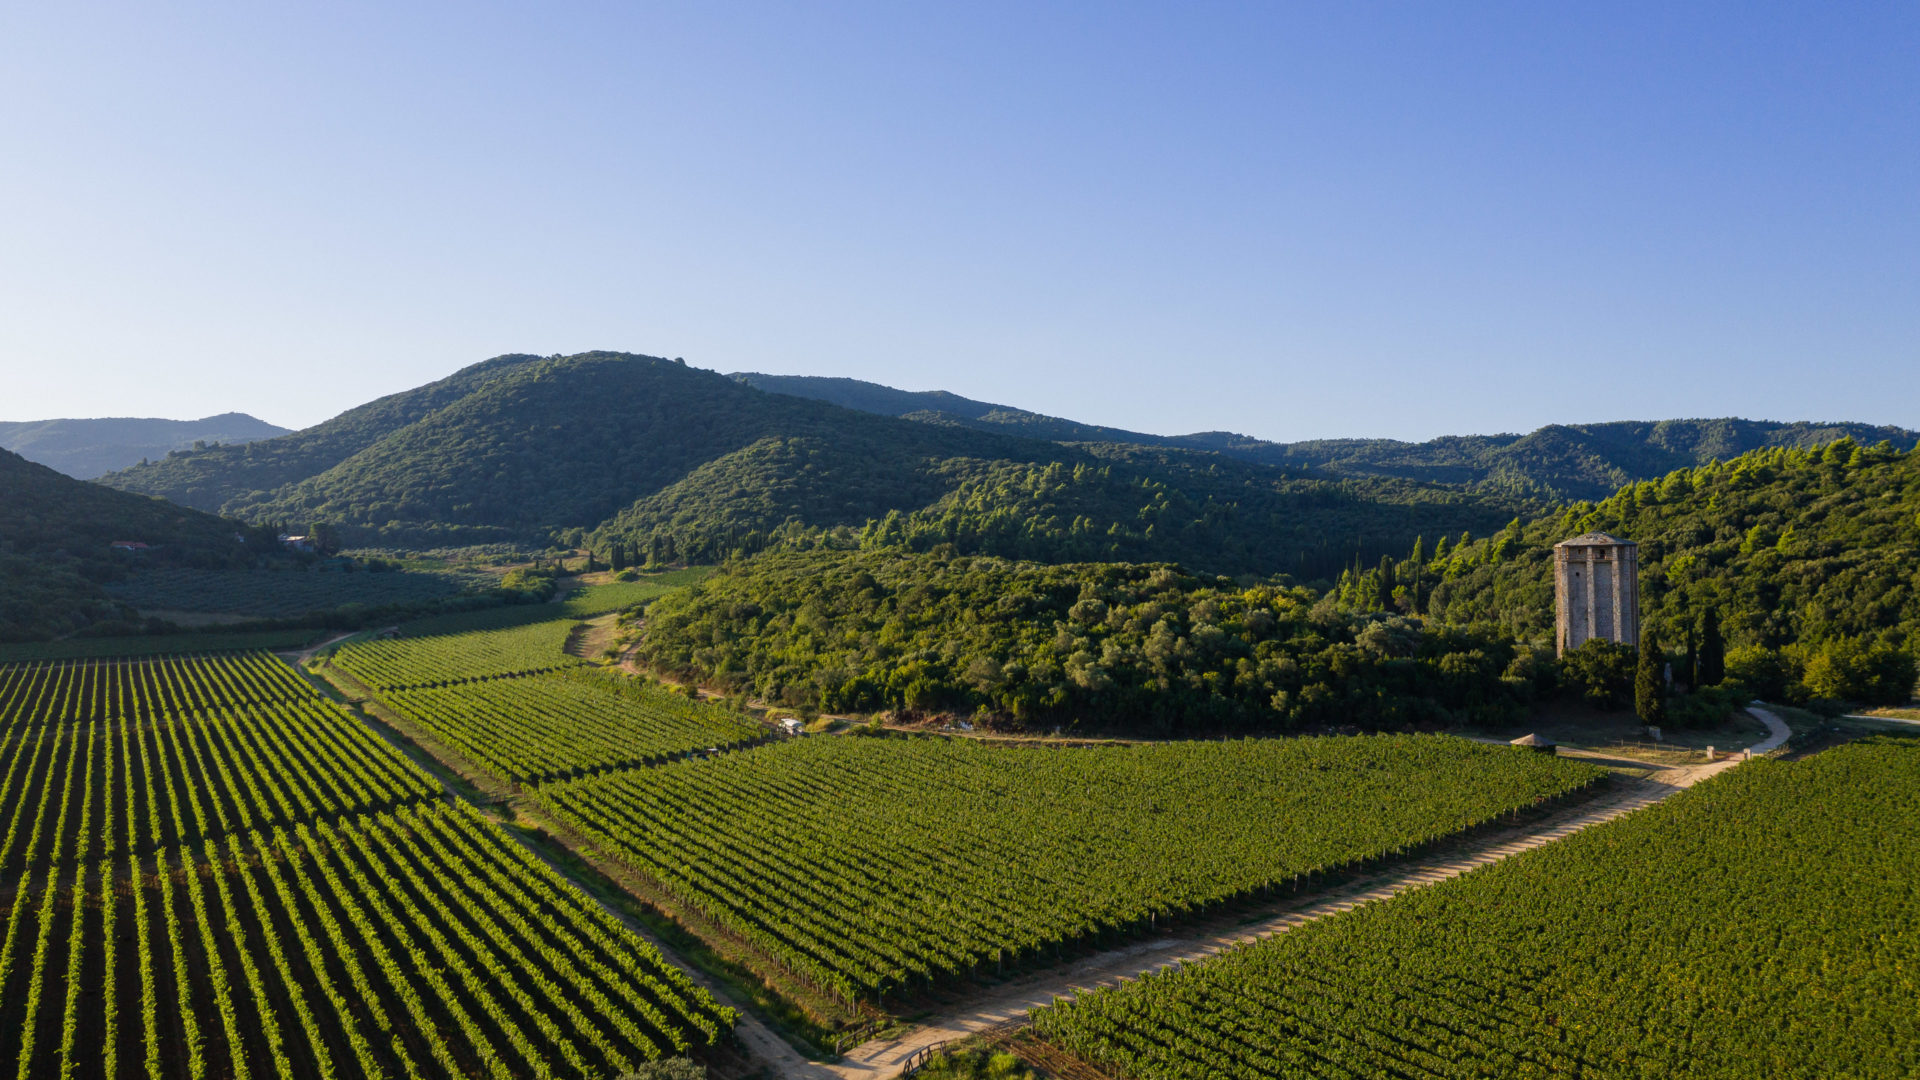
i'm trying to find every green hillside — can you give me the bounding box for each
[98,353,545,513]
[1270,418,1920,501]
[0,448,248,640]
[592,432,1504,579]
[733,373,1915,501]
[0,412,289,479]
[1336,437,1920,704]
[99,352,1515,578]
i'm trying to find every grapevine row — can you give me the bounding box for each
[0,651,733,1078]
[533,734,1604,1003]
[1031,737,1920,1080]
[382,669,762,784]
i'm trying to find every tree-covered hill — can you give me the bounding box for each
[732,372,1914,502]
[0,448,249,640]
[98,353,546,513]
[95,352,1515,576]
[731,371,1172,446]
[1272,418,1920,502]
[0,412,289,479]
[636,548,1541,733]
[1337,437,1920,703]
[591,433,1508,579]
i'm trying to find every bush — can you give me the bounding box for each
[1665,685,1745,729]
[1794,637,1916,705]
[1725,645,1797,703]
[1558,639,1635,709]
[617,1059,705,1080]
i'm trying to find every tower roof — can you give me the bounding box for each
[1555,532,1634,548]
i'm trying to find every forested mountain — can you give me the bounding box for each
[99,354,545,513]
[730,372,1167,445]
[1327,437,1920,703]
[99,352,1512,577]
[0,449,248,640]
[734,373,1915,502]
[591,431,1502,579]
[1270,419,1920,502]
[0,413,289,479]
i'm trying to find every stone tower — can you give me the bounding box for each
[1554,533,1639,657]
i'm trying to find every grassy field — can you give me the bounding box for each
[1032,736,1920,1080]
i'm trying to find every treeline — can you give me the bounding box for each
[1322,436,1920,706]
[635,549,1561,734]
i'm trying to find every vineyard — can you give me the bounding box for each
[332,618,584,690]
[558,574,706,618]
[533,734,1604,1004]
[1031,737,1920,1080]
[0,652,735,1078]
[380,669,763,783]
[106,567,482,616]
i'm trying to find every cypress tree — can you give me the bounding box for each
[1636,627,1667,727]
[1699,607,1726,686]
[1376,555,1396,611]
[1684,622,1699,689]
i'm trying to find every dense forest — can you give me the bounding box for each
[634,434,1920,727]
[635,549,1551,734]
[1328,437,1920,705]
[595,438,1506,580]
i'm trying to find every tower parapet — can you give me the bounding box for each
[1554,533,1638,656]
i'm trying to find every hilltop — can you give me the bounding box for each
[0,413,289,479]
[734,372,1916,502]
[102,352,1512,578]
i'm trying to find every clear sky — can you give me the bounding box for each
[2,3,1915,441]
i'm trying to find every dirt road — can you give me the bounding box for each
[827,758,1739,1080]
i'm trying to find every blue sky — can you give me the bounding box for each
[2,3,1915,441]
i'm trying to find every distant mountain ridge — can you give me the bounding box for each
[729,372,1918,502]
[0,413,290,479]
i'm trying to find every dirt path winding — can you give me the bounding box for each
[826,758,1740,1080]
[1744,704,1793,754]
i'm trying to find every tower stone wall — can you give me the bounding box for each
[1554,533,1639,656]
